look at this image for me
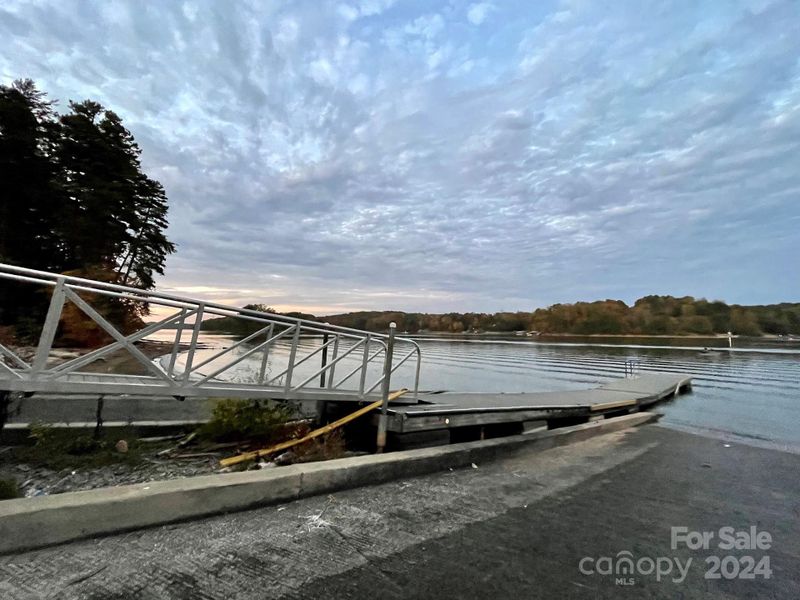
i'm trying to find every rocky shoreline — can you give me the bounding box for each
[0,451,218,498]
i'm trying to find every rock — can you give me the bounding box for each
[115,440,129,454]
[49,350,81,360]
[274,451,295,466]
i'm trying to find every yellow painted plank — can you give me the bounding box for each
[219,388,409,467]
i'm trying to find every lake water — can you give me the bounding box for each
[152,332,800,452]
[411,336,800,451]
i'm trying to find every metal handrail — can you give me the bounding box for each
[0,263,413,341]
[0,262,423,401]
[624,358,641,378]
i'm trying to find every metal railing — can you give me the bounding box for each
[624,358,641,378]
[0,263,422,402]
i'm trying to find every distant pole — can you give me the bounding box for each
[376,322,396,453]
[320,330,329,388]
[316,328,330,426]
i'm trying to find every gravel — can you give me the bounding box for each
[0,452,220,497]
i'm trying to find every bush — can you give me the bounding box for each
[0,478,21,500]
[200,399,296,442]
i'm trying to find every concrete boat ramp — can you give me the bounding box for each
[380,372,692,440]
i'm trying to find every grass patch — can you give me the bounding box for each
[7,423,146,470]
[0,478,21,500]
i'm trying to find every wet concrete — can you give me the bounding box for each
[0,424,798,599]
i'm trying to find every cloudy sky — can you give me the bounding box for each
[2,0,799,314]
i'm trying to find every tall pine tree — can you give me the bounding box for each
[0,80,175,340]
[0,80,65,328]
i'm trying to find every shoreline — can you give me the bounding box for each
[407,331,794,340]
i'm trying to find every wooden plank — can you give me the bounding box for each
[598,373,690,395]
[219,388,409,467]
[393,390,642,414]
[387,408,577,433]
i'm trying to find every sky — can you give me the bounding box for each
[1,0,799,314]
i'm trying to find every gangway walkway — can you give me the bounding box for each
[0,263,421,403]
[0,263,693,435]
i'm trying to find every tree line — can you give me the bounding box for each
[0,79,175,344]
[202,296,800,337]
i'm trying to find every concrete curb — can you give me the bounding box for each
[0,412,658,554]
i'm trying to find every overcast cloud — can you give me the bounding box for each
[1,0,798,313]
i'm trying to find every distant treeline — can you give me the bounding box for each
[201,296,800,337]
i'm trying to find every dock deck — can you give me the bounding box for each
[382,372,692,434]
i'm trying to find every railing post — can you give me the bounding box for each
[326,334,340,389]
[32,278,66,373]
[319,331,329,388]
[376,322,396,453]
[284,325,301,393]
[167,308,187,378]
[258,324,275,384]
[358,334,371,397]
[412,345,421,400]
[182,303,204,382]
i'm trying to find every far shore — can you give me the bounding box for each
[406,331,793,340]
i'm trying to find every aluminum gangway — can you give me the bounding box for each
[0,263,421,403]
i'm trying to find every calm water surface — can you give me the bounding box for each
[411,337,800,450]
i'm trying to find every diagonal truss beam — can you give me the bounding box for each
[191,325,297,387]
[0,358,22,379]
[365,347,418,394]
[188,321,281,373]
[332,345,385,389]
[63,288,175,385]
[288,338,367,391]
[48,308,197,378]
[32,278,66,373]
[0,343,30,371]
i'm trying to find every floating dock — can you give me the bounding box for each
[377,372,691,443]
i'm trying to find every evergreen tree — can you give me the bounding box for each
[59,101,140,271]
[0,79,175,339]
[57,100,176,326]
[0,80,65,327]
